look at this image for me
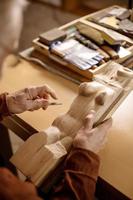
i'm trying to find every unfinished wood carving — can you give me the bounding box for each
[10,62,133,186]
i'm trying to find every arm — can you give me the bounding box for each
[0,112,112,200]
[49,111,112,200]
[50,148,99,200]
[0,85,57,121]
[0,168,42,200]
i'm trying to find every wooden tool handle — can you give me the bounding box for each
[101,45,119,59]
[97,48,110,61]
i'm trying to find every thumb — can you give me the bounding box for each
[83,110,95,131]
[27,99,49,111]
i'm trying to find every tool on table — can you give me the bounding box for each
[75,33,99,50]
[122,56,133,69]
[75,33,110,61]
[90,6,133,38]
[35,96,62,106]
[101,45,119,59]
[119,19,133,33]
[76,23,104,45]
[108,7,130,20]
[99,16,119,29]
[51,39,104,70]
[39,28,67,46]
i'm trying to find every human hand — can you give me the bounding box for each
[73,110,112,153]
[6,85,57,114]
[0,168,42,200]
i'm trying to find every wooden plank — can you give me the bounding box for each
[11,136,72,186]
[2,115,38,141]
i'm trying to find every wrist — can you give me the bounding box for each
[73,140,98,154]
[5,94,16,115]
[0,93,11,120]
[65,147,100,178]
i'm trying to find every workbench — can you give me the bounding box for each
[0,58,132,199]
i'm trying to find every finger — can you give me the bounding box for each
[25,85,57,100]
[43,93,49,100]
[41,85,58,100]
[97,118,112,131]
[83,110,96,131]
[27,99,49,111]
[42,104,49,110]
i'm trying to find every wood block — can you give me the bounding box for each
[11,136,72,186]
[39,28,66,46]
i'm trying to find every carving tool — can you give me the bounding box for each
[130,8,133,22]
[122,56,133,69]
[75,33,110,61]
[94,118,110,127]
[116,9,130,20]
[101,45,119,59]
[39,28,67,46]
[49,102,62,106]
[75,33,99,50]
[94,48,110,61]
[76,23,104,45]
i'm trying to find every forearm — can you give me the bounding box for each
[49,147,100,200]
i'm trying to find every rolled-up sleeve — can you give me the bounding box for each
[49,147,100,200]
[0,93,10,121]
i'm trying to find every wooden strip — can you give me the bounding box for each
[2,115,37,141]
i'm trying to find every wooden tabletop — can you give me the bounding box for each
[0,59,133,199]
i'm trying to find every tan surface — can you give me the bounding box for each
[99,91,133,199]
[0,59,133,198]
[0,59,78,131]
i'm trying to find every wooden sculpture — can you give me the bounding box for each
[10,62,133,186]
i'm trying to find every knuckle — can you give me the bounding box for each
[24,87,29,93]
[42,84,48,91]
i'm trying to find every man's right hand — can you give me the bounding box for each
[73,110,112,153]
